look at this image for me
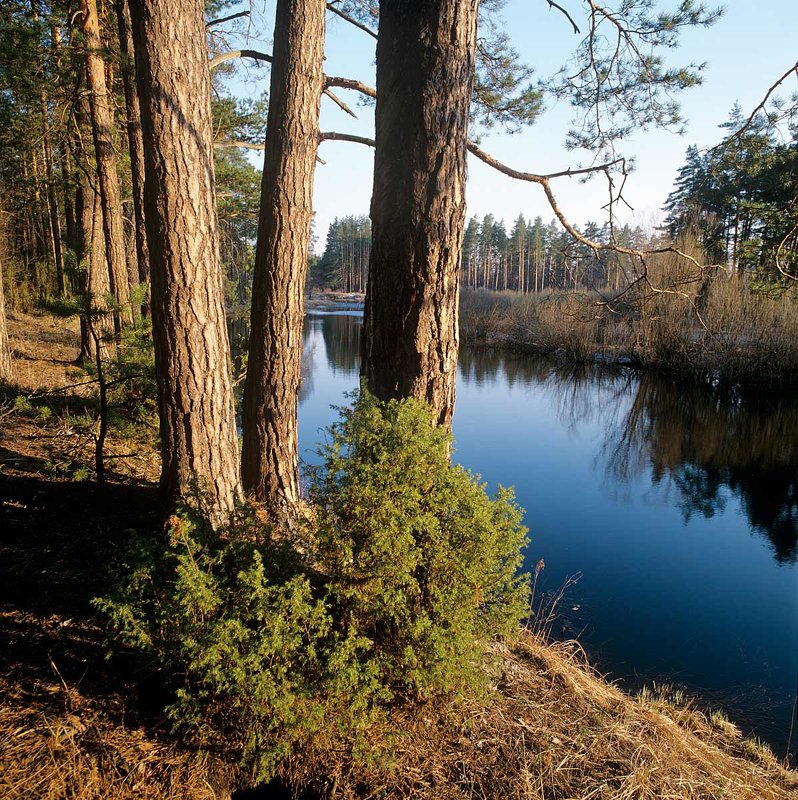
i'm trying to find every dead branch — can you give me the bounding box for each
[206,10,250,28]
[325,2,377,40]
[543,0,581,34]
[208,49,272,70]
[213,140,265,150]
[319,131,375,148]
[324,75,377,99]
[323,88,358,118]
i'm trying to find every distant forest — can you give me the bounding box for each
[312,213,651,293]
[313,106,798,295]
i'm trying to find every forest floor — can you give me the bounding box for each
[1,311,796,800]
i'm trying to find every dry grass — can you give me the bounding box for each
[5,310,86,394]
[284,633,797,800]
[0,668,234,800]
[460,260,798,385]
[4,631,793,800]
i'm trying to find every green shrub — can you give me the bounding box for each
[308,393,530,700]
[97,508,369,781]
[97,393,529,782]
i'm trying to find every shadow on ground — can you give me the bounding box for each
[0,468,162,714]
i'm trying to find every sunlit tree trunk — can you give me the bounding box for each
[241,0,325,515]
[116,0,149,315]
[40,96,65,294]
[362,0,478,431]
[81,0,131,329]
[129,0,241,522]
[0,204,14,383]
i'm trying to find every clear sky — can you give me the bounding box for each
[220,1,798,250]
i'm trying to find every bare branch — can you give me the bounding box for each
[543,0,580,34]
[214,139,265,150]
[466,142,711,276]
[324,75,377,99]
[326,2,377,39]
[467,141,623,182]
[206,10,250,28]
[732,60,798,142]
[208,49,273,70]
[323,88,358,118]
[319,131,375,148]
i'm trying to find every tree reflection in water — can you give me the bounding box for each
[312,321,797,566]
[319,312,362,375]
[603,376,798,564]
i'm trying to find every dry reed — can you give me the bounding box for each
[460,255,798,385]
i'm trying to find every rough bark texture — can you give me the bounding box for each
[82,0,132,328]
[129,0,241,522]
[40,94,65,295]
[362,0,478,430]
[87,187,110,300]
[240,0,325,511]
[116,0,150,313]
[0,206,14,384]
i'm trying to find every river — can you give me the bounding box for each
[297,310,798,759]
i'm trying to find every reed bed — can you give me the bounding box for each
[459,261,798,386]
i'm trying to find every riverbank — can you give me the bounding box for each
[459,276,798,386]
[2,312,796,799]
[306,290,365,313]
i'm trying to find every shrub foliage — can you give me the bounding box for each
[97,393,529,782]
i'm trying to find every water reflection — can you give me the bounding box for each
[299,313,798,754]
[317,312,361,375]
[603,378,798,564]
[458,348,798,566]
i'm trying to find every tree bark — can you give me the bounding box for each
[87,182,113,348]
[115,0,150,315]
[129,0,241,522]
[240,0,325,513]
[81,0,132,329]
[0,205,14,384]
[362,0,478,430]
[40,94,65,295]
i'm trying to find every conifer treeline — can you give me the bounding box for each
[664,107,798,277]
[314,213,651,293]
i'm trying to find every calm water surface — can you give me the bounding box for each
[298,311,798,758]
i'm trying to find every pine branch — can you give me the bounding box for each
[325,2,377,39]
[208,50,272,70]
[206,11,250,28]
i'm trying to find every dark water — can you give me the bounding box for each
[298,311,798,759]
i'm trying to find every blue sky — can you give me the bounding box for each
[219,1,798,248]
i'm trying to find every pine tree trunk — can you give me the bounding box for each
[40,95,65,295]
[241,0,325,513]
[82,0,132,329]
[62,146,78,266]
[116,0,150,314]
[0,205,14,384]
[362,0,478,430]
[87,183,113,353]
[129,0,241,523]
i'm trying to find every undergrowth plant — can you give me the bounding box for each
[97,392,530,783]
[308,393,530,700]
